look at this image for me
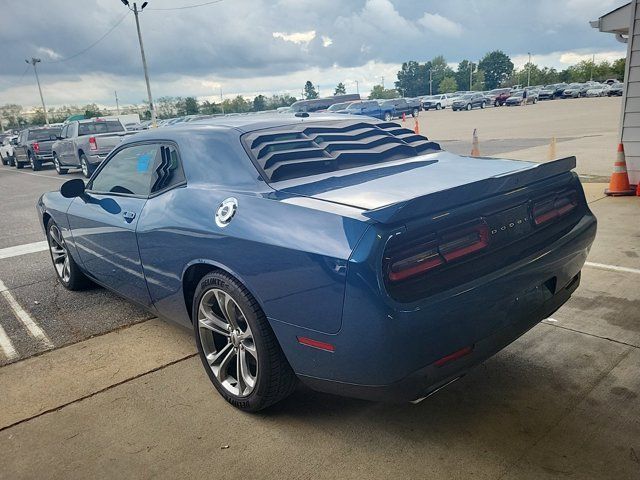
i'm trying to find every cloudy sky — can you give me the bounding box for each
[0,0,629,109]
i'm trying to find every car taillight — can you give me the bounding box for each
[32,142,39,153]
[387,220,489,282]
[89,136,97,151]
[532,191,578,226]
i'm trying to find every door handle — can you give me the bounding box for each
[122,211,136,222]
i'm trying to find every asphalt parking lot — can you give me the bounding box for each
[1,97,639,479]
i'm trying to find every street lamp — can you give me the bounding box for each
[355,80,359,95]
[25,57,49,126]
[121,0,156,126]
[527,52,532,88]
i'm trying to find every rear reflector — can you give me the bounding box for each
[297,336,335,352]
[434,346,473,367]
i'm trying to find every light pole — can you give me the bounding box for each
[527,52,532,88]
[115,90,120,115]
[25,57,49,126]
[469,62,473,90]
[122,1,156,127]
[590,54,595,81]
[355,80,359,96]
[429,69,433,95]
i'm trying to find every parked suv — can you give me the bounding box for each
[13,126,62,170]
[452,93,486,111]
[378,98,419,118]
[52,118,136,177]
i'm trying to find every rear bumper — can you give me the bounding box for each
[87,153,108,165]
[276,212,596,402]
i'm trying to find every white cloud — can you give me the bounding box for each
[272,30,316,45]
[418,13,463,37]
[321,35,333,47]
[511,49,626,70]
[36,47,62,61]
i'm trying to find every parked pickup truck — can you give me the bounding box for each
[379,98,420,119]
[52,118,137,177]
[336,100,396,121]
[0,135,16,166]
[14,126,62,170]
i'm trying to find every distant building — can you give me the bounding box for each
[591,2,639,185]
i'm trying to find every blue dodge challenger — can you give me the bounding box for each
[37,113,596,411]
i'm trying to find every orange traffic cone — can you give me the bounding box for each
[414,118,420,135]
[605,143,635,196]
[402,112,406,123]
[636,181,640,196]
[470,128,480,157]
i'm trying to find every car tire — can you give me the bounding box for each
[193,271,297,412]
[15,158,24,169]
[411,108,419,117]
[383,112,392,122]
[80,154,94,178]
[466,104,472,111]
[481,102,485,109]
[53,155,68,175]
[8,155,15,167]
[46,218,92,291]
[435,103,441,110]
[29,153,42,171]
[1,155,7,166]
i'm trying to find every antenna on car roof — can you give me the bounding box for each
[294,112,309,118]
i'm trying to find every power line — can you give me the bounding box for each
[147,0,224,11]
[43,11,130,63]
[1,65,30,89]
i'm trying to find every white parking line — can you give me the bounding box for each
[0,241,48,260]
[0,323,18,361]
[585,261,640,275]
[0,279,52,348]
[0,168,68,180]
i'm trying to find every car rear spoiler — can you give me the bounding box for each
[362,156,577,224]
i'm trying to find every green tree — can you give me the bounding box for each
[83,103,102,118]
[611,58,625,81]
[395,61,426,97]
[334,82,346,95]
[253,94,267,111]
[455,60,472,91]
[30,108,47,125]
[471,69,486,91]
[304,81,318,99]
[439,76,458,93]
[426,55,454,95]
[156,96,177,119]
[266,94,297,109]
[0,104,23,129]
[184,97,199,115]
[478,50,514,89]
[368,84,399,99]
[200,100,220,115]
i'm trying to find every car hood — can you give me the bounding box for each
[273,150,541,211]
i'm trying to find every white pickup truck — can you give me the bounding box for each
[0,135,16,165]
[51,118,137,177]
[421,94,454,110]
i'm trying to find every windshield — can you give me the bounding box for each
[461,94,473,99]
[28,128,61,141]
[78,120,124,136]
[346,102,366,110]
[327,102,350,111]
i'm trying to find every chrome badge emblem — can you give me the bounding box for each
[215,197,238,227]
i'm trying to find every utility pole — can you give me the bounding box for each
[590,54,595,81]
[122,1,156,127]
[25,57,49,126]
[527,52,532,88]
[220,87,225,114]
[115,90,120,115]
[381,76,384,89]
[469,62,473,91]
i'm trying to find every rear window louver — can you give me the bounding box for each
[243,120,441,182]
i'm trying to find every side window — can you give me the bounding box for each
[60,125,68,139]
[150,145,186,194]
[90,144,161,196]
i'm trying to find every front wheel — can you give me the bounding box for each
[46,219,92,290]
[466,104,472,111]
[193,272,297,411]
[383,112,392,121]
[480,102,485,109]
[1,154,7,166]
[80,154,94,178]
[411,108,419,117]
[435,103,441,110]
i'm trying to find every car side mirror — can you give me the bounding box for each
[61,178,86,198]
[11,139,18,145]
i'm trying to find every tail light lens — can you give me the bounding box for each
[532,191,578,226]
[32,142,40,153]
[89,136,97,151]
[387,221,489,282]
